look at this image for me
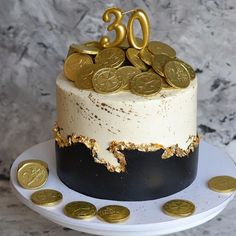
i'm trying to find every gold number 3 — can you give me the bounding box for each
[100,8,150,50]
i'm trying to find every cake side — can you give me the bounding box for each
[56,72,198,172]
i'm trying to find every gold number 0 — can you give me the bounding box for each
[100,8,150,50]
[127,9,150,49]
[100,8,126,48]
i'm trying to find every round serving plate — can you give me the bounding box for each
[10,140,236,236]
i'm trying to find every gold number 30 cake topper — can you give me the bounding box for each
[100,7,150,50]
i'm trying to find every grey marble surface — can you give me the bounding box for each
[0,0,236,235]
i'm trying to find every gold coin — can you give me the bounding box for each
[116,66,141,90]
[68,42,102,56]
[120,37,143,49]
[148,41,176,58]
[17,162,48,189]
[148,68,156,74]
[31,189,63,206]
[162,199,195,217]
[95,47,125,68]
[92,68,122,94]
[126,48,148,71]
[177,59,196,80]
[64,53,93,81]
[18,160,48,171]
[164,60,190,88]
[139,47,153,66]
[152,54,172,77]
[161,77,173,89]
[64,201,97,219]
[208,176,236,193]
[130,72,162,97]
[75,64,101,90]
[97,205,130,223]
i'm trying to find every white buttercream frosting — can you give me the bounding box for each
[56,72,197,169]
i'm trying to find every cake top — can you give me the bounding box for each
[63,7,196,97]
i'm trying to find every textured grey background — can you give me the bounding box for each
[0,0,236,235]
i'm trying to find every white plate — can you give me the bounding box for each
[10,140,236,236]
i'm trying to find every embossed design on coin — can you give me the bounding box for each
[31,189,63,206]
[17,162,48,189]
[130,72,162,96]
[177,59,196,80]
[148,41,176,58]
[64,201,97,219]
[126,48,148,71]
[162,199,195,217]
[75,64,100,90]
[116,66,141,90]
[139,47,153,65]
[152,54,172,77]
[208,176,236,193]
[97,205,130,223]
[64,53,93,81]
[164,61,190,88]
[95,47,125,68]
[92,68,122,93]
[17,160,48,171]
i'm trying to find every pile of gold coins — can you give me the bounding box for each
[16,159,236,220]
[63,40,196,97]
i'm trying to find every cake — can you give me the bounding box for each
[54,8,199,201]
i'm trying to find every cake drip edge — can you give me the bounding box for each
[53,123,200,173]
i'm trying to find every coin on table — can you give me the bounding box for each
[97,205,130,223]
[17,160,48,171]
[208,176,236,193]
[162,199,195,217]
[64,201,97,219]
[130,72,162,96]
[64,53,93,82]
[152,54,172,77]
[164,60,190,88]
[17,161,48,189]
[92,68,122,94]
[177,59,196,80]
[68,41,103,56]
[95,47,125,68]
[75,64,101,90]
[116,66,141,90]
[31,189,63,206]
[126,48,148,71]
[139,47,154,66]
[148,41,176,58]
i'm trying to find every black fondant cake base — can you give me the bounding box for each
[56,142,199,201]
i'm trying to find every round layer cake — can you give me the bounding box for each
[55,72,199,201]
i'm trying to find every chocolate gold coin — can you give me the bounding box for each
[97,205,130,223]
[92,68,122,94]
[162,199,195,217]
[18,160,48,171]
[152,54,172,77]
[126,48,148,71]
[95,47,125,68]
[70,41,103,55]
[116,66,141,90]
[17,161,48,189]
[130,72,162,96]
[75,64,100,90]
[177,59,196,80]
[64,53,93,81]
[64,201,97,219]
[139,47,153,66]
[148,41,176,58]
[31,189,63,206]
[208,176,236,193]
[164,60,190,88]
